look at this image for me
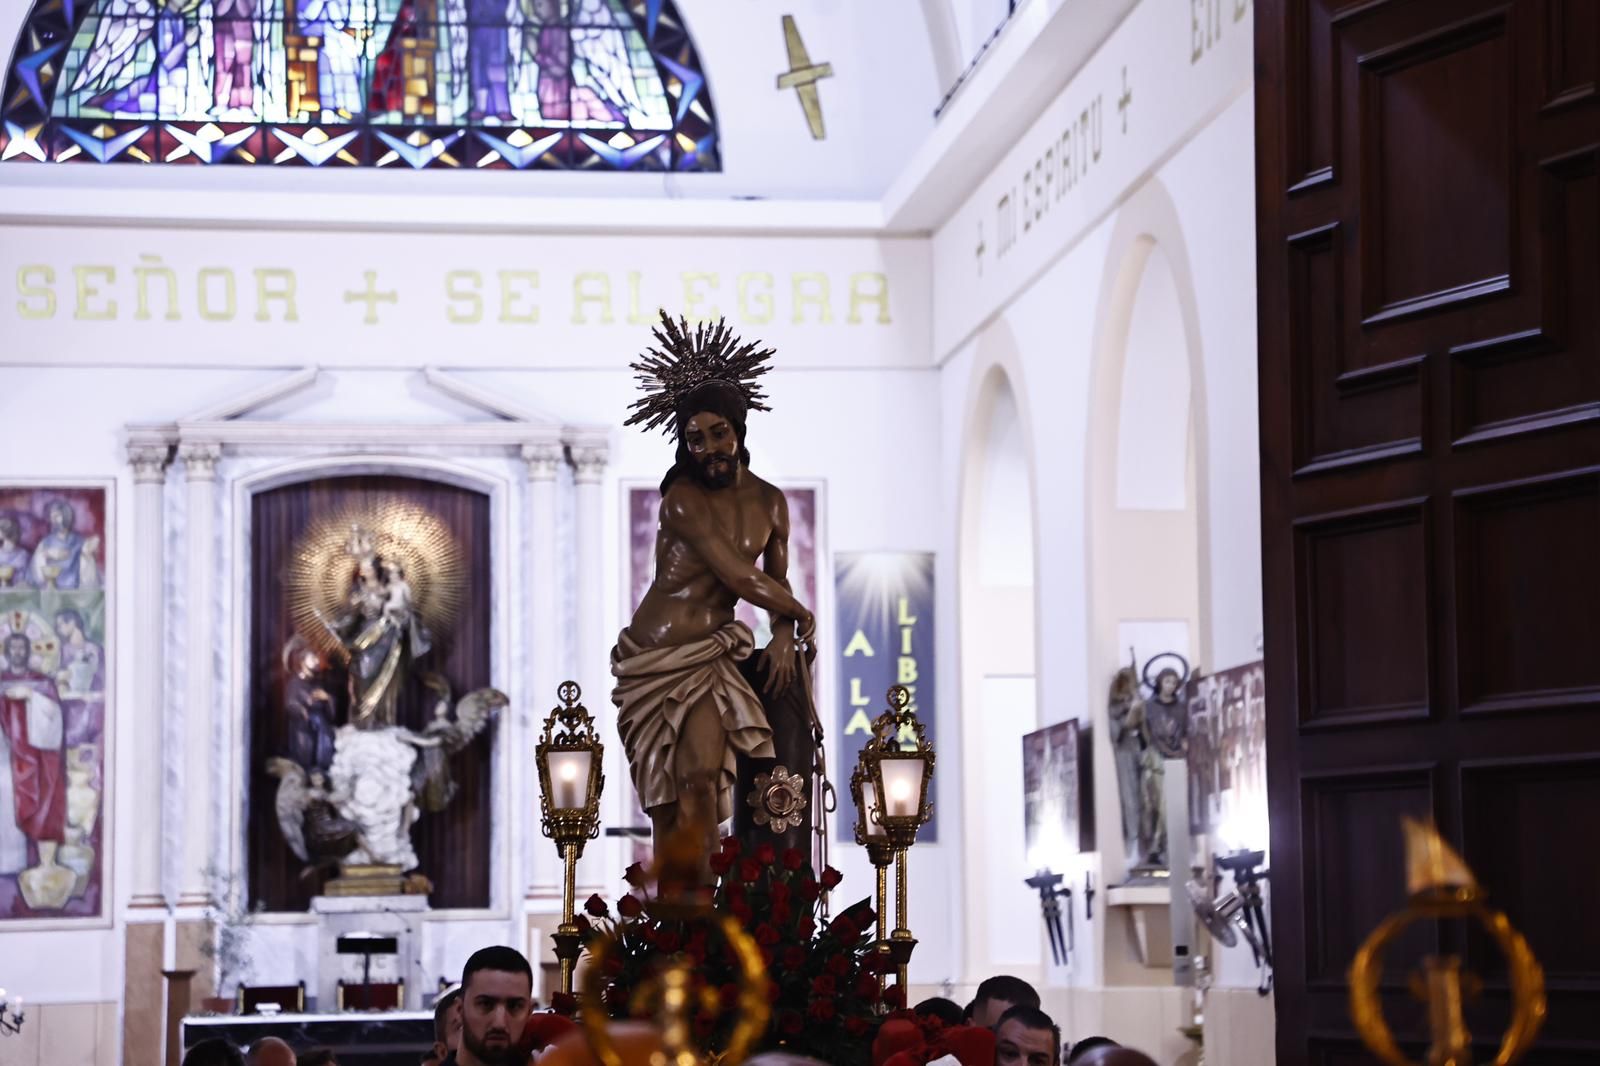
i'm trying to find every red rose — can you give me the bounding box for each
[779,1009,805,1036]
[767,980,783,1004]
[760,945,775,967]
[731,899,754,924]
[772,900,792,925]
[810,974,837,996]
[755,923,781,946]
[808,997,837,1022]
[798,878,819,903]
[710,852,734,877]
[782,944,806,970]
[883,985,906,1009]
[820,867,844,890]
[782,847,806,871]
[756,842,777,865]
[798,916,816,938]
[826,953,850,978]
[770,881,791,905]
[623,862,648,888]
[725,883,746,905]
[855,973,880,999]
[551,992,578,1016]
[740,859,762,883]
[829,918,859,943]
[845,1015,871,1037]
[574,914,593,937]
[584,893,608,918]
[617,894,644,919]
[720,836,741,857]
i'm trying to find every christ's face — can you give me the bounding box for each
[5,636,29,670]
[684,410,739,489]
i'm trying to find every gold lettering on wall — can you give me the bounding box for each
[624,271,656,327]
[1192,0,1248,63]
[572,271,614,325]
[445,270,484,323]
[791,273,832,324]
[254,268,299,322]
[134,255,180,321]
[681,271,720,323]
[847,272,891,325]
[738,272,774,325]
[497,270,540,324]
[197,267,236,321]
[73,265,116,320]
[16,265,56,320]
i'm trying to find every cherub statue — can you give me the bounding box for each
[266,758,365,874]
[403,674,508,814]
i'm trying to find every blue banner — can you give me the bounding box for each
[834,551,937,842]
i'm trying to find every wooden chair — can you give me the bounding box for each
[236,981,306,1015]
[336,979,404,1011]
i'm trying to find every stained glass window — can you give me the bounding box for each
[1,0,717,168]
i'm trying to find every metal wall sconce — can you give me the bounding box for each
[1025,869,1074,966]
[1187,848,1273,996]
[0,989,25,1036]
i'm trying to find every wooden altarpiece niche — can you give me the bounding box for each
[247,474,493,911]
[1256,0,1600,1060]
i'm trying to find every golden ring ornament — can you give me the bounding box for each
[579,914,772,1066]
[285,498,465,660]
[1348,818,1546,1066]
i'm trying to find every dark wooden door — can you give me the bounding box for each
[1256,1,1600,1060]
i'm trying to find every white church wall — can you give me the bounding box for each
[925,0,1261,1054]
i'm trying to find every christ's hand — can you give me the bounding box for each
[761,626,798,696]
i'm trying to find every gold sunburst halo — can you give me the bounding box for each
[285,498,465,661]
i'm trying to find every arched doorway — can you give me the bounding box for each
[957,352,1043,983]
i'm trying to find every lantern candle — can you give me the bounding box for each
[880,757,925,819]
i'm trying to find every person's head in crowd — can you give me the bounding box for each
[182,1039,247,1066]
[457,946,533,1066]
[1067,1046,1157,1066]
[246,1037,298,1066]
[296,1050,338,1066]
[967,975,1041,1029]
[1066,1037,1119,1063]
[994,1005,1060,1066]
[914,996,967,1028]
[426,983,464,1062]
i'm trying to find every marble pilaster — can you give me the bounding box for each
[176,441,221,909]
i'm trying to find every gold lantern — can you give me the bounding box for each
[536,680,606,997]
[854,685,935,995]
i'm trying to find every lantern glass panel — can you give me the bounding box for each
[879,755,926,819]
[860,780,887,838]
[548,749,593,811]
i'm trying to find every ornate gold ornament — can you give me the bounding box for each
[1348,818,1546,1066]
[286,498,464,660]
[746,765,808,832]
[535,681,606,997]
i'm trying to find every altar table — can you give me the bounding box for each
[181,1009,434,1066]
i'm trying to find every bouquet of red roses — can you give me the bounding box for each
[577,835,898,1065]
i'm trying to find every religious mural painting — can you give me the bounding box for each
[834,550,935,843]
[1,0,717,169]
[0,484,110,922]
[1183,661,1266,848]
[1021,718,1081,871]
[622,483,820,849]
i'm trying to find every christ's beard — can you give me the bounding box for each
[695,455,737,489]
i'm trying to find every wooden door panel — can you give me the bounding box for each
[1258,0,1600,1058]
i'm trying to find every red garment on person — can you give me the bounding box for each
[0,667,65,842]
[872,1017,997,1066]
